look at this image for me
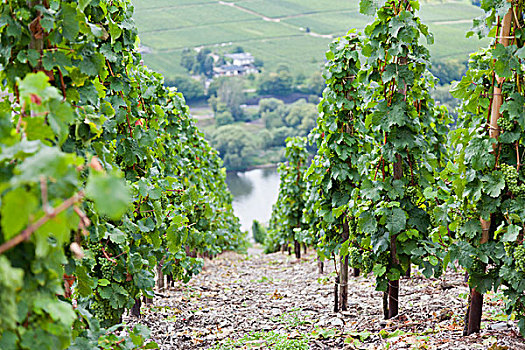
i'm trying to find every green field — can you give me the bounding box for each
[132,0,488,80]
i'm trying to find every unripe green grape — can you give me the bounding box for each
[470,259,484,275]
[362,251,373,274]
[348,247,361,268]
[497,115,514,132]
[514,245,525,273]
[405,186,418,205]
[501,163,518,189]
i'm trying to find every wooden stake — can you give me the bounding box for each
[339,220,350,311]
[387,153,403,319]
[466,7,513,336]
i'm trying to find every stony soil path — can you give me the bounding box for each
[127,249,525,349]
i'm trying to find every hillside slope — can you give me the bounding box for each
[132,0,487,79]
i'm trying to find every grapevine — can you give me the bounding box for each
[448,0,525,335]
[0,0,244,347]
[267,136,310,258]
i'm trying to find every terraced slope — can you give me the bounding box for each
[132,0,487,79]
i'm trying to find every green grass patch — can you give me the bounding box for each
[212,330,309,350]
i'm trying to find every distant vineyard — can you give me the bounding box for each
[132,0,486,78]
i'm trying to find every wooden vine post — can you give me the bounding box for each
[338,71,356,311]
[340,220,350,311]
[294,159,303,259]
[388,154,404,319]
[466,7,513,335]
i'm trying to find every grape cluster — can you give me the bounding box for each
[348,247,361,268]
[516,184,525,199]
[515,245,525,273]
[454,210,476,238]
[90,297,121,328]
[98,256,115,279]
[504,242,513,255]
[470,259,485,275]
[361,251,373,274]
[405,186,418,205]
[84,240,102,251]
[501,163,520,194]
[348,247,374,274]
[348,218,357,236]
[497,115,514,132]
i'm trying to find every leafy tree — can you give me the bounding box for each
[259,98,284,114]
[252,220,267,244]
[285,99,317,132]
[306,72,326,96]
[253,57,264,68]
[270,126,296,148]
[215,111,234,126]
[181,48,196,72]
[232,46,244,53]
[195,48,213,77]
[264,109,287,129]
[211,125,256,170]
[165,75,205,102]
[430,58,467,85]
[208,76,229,97]
[257,71,293,96]
[217,77,245,121]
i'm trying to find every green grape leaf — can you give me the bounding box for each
[1,187,39,240]
[61,4,80,41]
[34,298,76,326]
[340,239,350,257]
[36,211,74,245]
[75,265,95,297]
[481,171,505,198]
[373,264,386,277]
[86,173,131,220]
[109,227,126,244]
[385,207,406,235]
[79,0,92,11]
[502,224,521,242]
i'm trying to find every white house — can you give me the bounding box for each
[213,52,259,77]
[224,53,255,66]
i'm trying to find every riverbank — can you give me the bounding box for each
[227,163,279,173]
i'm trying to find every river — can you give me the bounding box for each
[225,167,280,233]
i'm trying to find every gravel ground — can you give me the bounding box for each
[125,248,525,350]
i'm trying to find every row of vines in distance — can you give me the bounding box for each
[0,0,245,348]
[268,0,525,336]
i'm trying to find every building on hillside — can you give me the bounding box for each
[224,53,254,66]
[213,52,258,77]
[213,64,258,77]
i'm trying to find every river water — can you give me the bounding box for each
[225,167,280,233]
